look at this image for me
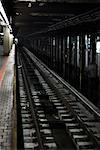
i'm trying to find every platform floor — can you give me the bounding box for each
[0,45,15,150]
[0,56,8,85]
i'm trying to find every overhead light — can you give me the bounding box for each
[0,33,4,36]
[28,3,32,7]
[39,3,44,7]
[16,12,22,16]
[10,16,12,24]
[16,12,20,15]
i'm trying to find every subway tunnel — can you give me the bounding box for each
[0,0,100,150]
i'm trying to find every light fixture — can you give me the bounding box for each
[16,12,22,16]
[16,12,20,15]
[0,33,4,36]
[39,3,44,7]
[28,3,32,7]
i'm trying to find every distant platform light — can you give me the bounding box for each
[15,38,18,44]
[16,12,19,15]
[28,3,32,7]
[10,16,12,24]
[39,3,45,6]
[96,41,100,53]
[0,33,4,36]
[16,12,22,16]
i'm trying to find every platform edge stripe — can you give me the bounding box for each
[11,63,17,150]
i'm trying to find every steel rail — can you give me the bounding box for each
[18,52,44,150]
[22,47,100,148]
[19,47,100,149]
[24,47,100,119]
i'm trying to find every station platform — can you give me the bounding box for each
[0,45,16,150]
[0,56,8,86]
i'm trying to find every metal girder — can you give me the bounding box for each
[15,21,53,26]
[15,15,63,22]
[14,2,98,15]
[48,7,100,31]
[14,0,100,3]
[19,7,100,38]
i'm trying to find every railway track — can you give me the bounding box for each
[16,47,100,150]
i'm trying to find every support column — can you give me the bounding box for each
[56,36,59,73]
[79,34,85,91]
[50,36,53,67]
[62,35,66,79]
[0,26,3,55]
[9,33,13,50]
[61,36,63,76]
[65,36,69,81]
[74,35,77,88]
[3,27,10,55]
[68,35,72,82]
[91,34,96,63]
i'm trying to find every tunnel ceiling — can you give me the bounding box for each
[2,0,100,38]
